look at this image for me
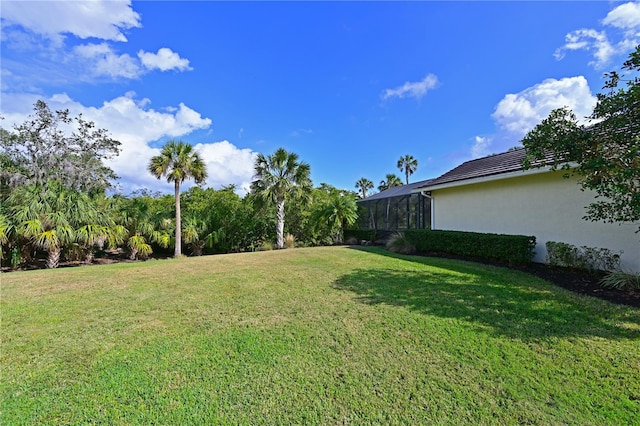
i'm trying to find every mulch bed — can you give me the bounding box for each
[516,262,640,308]
[419,251,640,309]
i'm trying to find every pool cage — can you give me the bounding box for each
[356,181,431,232]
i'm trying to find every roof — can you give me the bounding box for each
[416,148,554,190]
[358,178,434,202]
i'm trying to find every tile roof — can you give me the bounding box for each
[417,148,554,189]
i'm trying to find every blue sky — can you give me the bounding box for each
[1,1,639,196]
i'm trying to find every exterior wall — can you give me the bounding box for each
[431,171,640,272]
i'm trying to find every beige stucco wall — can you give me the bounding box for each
[431,171,640,272]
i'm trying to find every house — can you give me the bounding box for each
[413,148,639,272]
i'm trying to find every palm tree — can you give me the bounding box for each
[0,212,13,260]
[397,154,418,184]
[148,140,208,257]
[111,195,170,260]
[378,173,403,191]
[312,193,358,244]
[251,147,311,249]
[355,178,374,199]
[181,215,224,256]
[9,182,106,268]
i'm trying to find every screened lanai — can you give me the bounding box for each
[356,179,432,231]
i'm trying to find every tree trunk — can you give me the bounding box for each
[174,180,182,257]
[47,246,61,269]
[276,198,285,249]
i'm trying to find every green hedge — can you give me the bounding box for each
[403,229,536,265]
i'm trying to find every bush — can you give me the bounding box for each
[403,229,536,265]
[284,234,296,249]
[546,241,622,272]
[386,233,416,255]
[255,240,274,251]
[345,236,359,245]
[600,271,640,290]
[545,241,579,268]
[343,229,376,243]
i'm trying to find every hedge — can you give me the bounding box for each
[403,229,536,265]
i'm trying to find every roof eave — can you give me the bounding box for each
[412,166,556,193]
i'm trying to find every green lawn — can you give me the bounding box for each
[2,246,639,424]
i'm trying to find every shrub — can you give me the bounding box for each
[546,241,579,268]
[256,241,274,251]
[345,236,359,245]
[600,271,640,291]
[10,247,21,269]
[404,229,536,265]
[343,229,376,243]
[284,234,296,249]
[546,241,622,272]
[386,233,416,255]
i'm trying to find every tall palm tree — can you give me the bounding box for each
[397,154,419,184]
[148,140,208,257]
[251,147,311,249]
[378,173,403,191]
[355,177,374,199]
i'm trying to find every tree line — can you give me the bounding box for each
[0,102,358,269]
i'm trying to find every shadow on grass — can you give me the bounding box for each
[334,247,640,341]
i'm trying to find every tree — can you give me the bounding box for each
[0,210,13,261]
[378,173,403,191]
[397,154,418,184]
[0,100,121,194]
[181,216,224,256]
[521,45,640,230]
[251,147,312,249]
[148,140,208,257]
[112,194,172,260]
[355,177,374,199]
[312,192,358,244]
[8,181,114,268]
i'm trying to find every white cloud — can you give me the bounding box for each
[555,1,640,68]
[603,1,640,30]
[138,48,192,72]
[194,141,258,195]
[382,74,439,100]
[0,92,256,195]
[491,76,597,136]
[554,29,616,68]
[471,136,492,158]
[1,2,192,86]
[466,76,599,162]
[0,0,141,43]
[74,43,141,79]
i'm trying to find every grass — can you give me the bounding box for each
[1,246,639,424]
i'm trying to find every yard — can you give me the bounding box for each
[1,246,638,424]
